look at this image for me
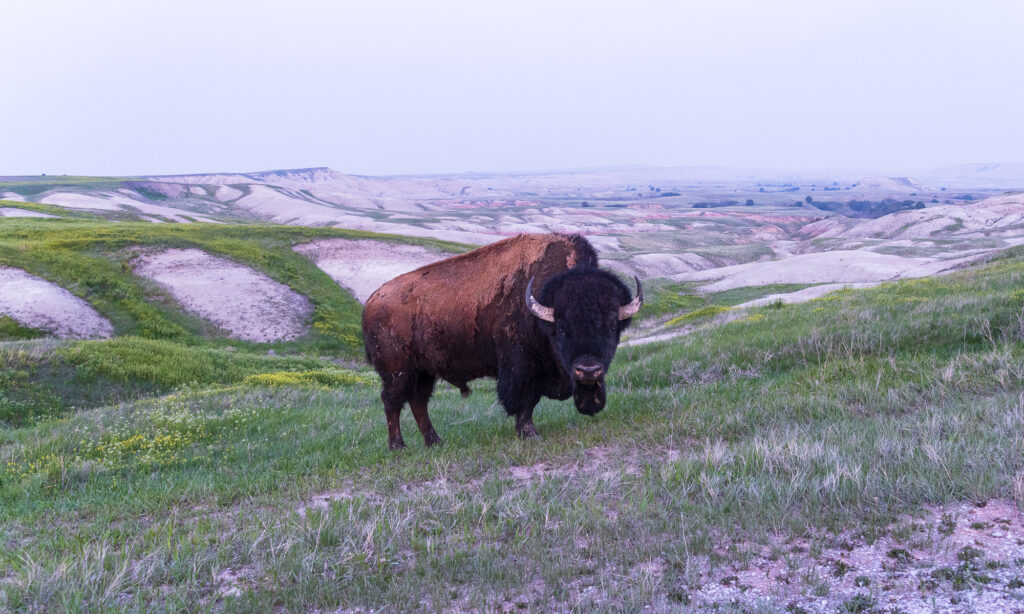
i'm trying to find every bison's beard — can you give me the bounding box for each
[573,381,606,416]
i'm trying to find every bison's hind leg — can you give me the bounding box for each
[409,372,442,447]
[380,374,409,450]
[380,366,426,450]
[382,399,405,450]
[380,370,442,450]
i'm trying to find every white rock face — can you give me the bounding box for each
[39,191,220,223]
[586,235,621,252]
[851,176,928,193]
[672,250,986,291]
[41,192,123,211]
[631,252,713,276]
[0,207,58,218]
[799,194,1024,241]
[847,194,1024,239]
[132,248,313,342]
[0,266,113,338]
[215,185,243,201]
[294,239,448,303]
[732,283,881,309]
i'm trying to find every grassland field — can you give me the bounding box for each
[2,214,1024,611]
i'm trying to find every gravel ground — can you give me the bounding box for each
[687,499,1024,613]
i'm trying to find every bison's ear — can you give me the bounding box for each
[618,276,643,320]
[525,277,555,322]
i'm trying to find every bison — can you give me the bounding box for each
[362,233,642,449]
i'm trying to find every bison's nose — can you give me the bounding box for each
[573,363,605,383]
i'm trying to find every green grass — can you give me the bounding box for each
[241,369,375,388]
[637,281,816,329]
[0,316,47,341]
[636,281,704,320]
[0,177,132,198]
[0,338,351,428]
[0,199,129,221]
[665,304,730,327]
[3,251,1024,610]
[708,282,815,306]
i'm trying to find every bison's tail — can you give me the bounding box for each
[362,325,377,368]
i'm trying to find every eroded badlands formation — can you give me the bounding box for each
[0,266,113,339]
[131,248,313,342]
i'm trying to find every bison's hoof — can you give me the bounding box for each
[424,433,443,447]
[389,438,406,450]
[517,423,540,439]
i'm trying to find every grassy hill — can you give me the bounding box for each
[0,209,465,347]
[3,240,1024,610]
[0,210,469,426]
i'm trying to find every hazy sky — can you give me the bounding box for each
[2,0,1022,176]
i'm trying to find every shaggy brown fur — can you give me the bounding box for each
[364,233,633,449]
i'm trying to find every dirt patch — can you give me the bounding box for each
[296,490,356,518]
[296,485,385,518]
[295,446,628,519]
[294,238,449,303]
[504,446,635,484]
[131,248,312,342]
[287,449,1024,611]
[212,565,258,598]
[684,499,1024,612]
[0,266,113,338]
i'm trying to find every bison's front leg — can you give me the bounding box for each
[497,361,543,439]
[515,412,540,438]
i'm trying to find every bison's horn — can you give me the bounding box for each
[618,276,644,320]
[525,277,555,322]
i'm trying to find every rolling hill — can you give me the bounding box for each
[4,166,1024,611]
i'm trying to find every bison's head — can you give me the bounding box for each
[526,268,642,416]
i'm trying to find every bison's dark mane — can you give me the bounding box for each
[538,267,634,315]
